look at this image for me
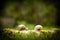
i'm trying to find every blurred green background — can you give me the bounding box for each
[0,0,58,29]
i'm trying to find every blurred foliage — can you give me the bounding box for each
[2,0,57,26]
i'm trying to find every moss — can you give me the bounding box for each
[1,28,58,40]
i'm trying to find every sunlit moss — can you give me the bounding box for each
[3,28,58,40]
